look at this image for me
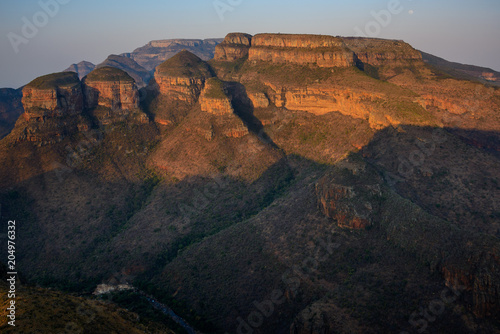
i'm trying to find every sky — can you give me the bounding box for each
[0,0,499,88]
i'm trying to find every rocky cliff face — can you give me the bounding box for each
[441,250,500,319]
[83,67,145,125]
[185,78,248,139]
[22,72,84,120]
[313,159,500,321]
[342,37,425,79]
[13,68,146,144]
[199,78,234,115]
[343,37,422,66]
[84,67,139,111]
[248,34,356,67]
[153,50,213,104]
[263,81,381,115]
[214,33,253,61]
[18,72,87,144]
[316,164,383,229]
[247,91,270,108]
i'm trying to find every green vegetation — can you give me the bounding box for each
[238,60,338,85]
[85,66,135,82]
[202,77,227,99]
[26,72,80,89]
[156,50,212,78]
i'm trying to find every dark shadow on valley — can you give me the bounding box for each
[0,123,499,333]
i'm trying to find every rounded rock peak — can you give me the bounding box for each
[222,33,253,46]
[84,66,135,82]
[26,72,80,90]
[155,50,213,79]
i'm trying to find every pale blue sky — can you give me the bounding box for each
[1,0,499,88]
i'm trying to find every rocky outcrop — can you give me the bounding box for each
[125,38,224,71]
[263,82,382,116]
[83,67,146,125]
[343,37,422,66]
[199,78,234,115]
[96,55,152,88]
[22,72,84,120]
[196,78,248,138]
[316,164,383,229]
[18,72,88,144]
[316,160,500,319]
[247,91,270,108]
[342,37,425,79]
[64,61,95,79]
[248,34,356,67]
[83,67,139,111]
[154,51,213,104]
[214,33,253,61]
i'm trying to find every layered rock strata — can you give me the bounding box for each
[153,50,213,104]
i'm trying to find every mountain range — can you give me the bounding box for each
[0,32,499,333]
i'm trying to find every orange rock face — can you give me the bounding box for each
[199,78,234,115]
[263,81,381,117]
[342,37,423,66]
[199,95,233,115]
[214,33,253,61]
[22,84,83,120]
[247,91,270,108]
[154,75,206,104]
[18,72,86,144]
[153,51,212,104]
[84,80,139,110]
[248,34,356,67]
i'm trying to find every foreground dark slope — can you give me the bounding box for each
[0,33,499,333]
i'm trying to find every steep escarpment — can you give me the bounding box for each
[214,32,253,61]
[315,156,500,323]
[153,50,213,104]
[83,67,146,125]
[17,72,88,144]
[249,33,356,67]
[199,78,233,115]
[342,37,425,79]
[2,32,500,334]
[211,33,439,130]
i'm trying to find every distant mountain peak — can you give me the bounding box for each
[64,61,96,79]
